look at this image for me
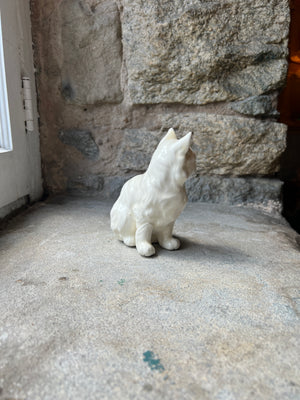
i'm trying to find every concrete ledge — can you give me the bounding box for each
[0,197,299,399]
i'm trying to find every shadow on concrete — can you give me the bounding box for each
[156,236,249,264]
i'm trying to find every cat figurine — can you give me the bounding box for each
[110,128,196,257]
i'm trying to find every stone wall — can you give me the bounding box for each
[30,0,290,209]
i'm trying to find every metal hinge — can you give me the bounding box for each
[22,77,34,132]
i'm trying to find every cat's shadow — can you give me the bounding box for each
[154,236,248,264]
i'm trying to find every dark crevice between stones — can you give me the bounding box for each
[280,129,300,233]
[278,0,300,234]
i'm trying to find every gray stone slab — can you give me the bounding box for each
[163,114,287,176]
[61,0,123,105]
[186,176,283,212]
[58,129,99,160]
[117,129,159,172]
[116,114,287,176]
[89,175,283,210]
[122,0,289,104]
[67,174,104,193]
[229,95,279,117]
[0,197,299,399]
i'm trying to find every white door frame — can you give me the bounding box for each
[0,0,42,213]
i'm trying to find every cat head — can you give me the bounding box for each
[148,128,196,186]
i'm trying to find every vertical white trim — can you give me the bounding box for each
[0,10,12,151]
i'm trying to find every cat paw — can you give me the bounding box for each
[137,242,156,257]
[159,238,180,251]
[123,236,136,247]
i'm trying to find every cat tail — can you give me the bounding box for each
[110,201,136,241]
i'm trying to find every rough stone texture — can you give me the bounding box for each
[101,175,134,200]
[67,174,104,193]
[117,129,159,172]
[30,0,290,207]
[186,176,283,212]
[230,95,280,117]
[122,0,289,104]
[61,0,123,105]
[0,197,299,400]
[58,129,99,160]
[70,174,283,211]
[117,114,287,176]
[93,175,283,211]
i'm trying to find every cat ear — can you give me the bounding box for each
[160,128,177,144]
[173,132,192,154]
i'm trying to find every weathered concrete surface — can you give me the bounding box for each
[0,197,299,400]
[122,0,289,104]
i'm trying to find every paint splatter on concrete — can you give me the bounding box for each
[143,383,153,391]
[143,351,165,372]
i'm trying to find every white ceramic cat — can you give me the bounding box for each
[110,128,196,257]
